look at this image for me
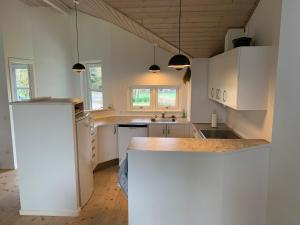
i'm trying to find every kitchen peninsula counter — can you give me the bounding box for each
[128,137,269,153]
[128,136,270,225]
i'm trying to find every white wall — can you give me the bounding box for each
[73,12,190,116]
[31,7,74,97]
[0,0,34,169]
[0,0,75,169]
[0,0,75,98]
[190,58,226,123]
[0,27,14,169]
[226,0,282,141]
[267,1,300,224]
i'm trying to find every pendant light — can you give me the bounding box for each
[168,0,191,70]
[72,0,85,73]
[149,45,160,73]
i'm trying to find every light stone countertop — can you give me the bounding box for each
[128,137,269,153]
[92,116,190,127]
[92,116,269,153]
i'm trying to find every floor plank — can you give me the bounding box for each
[0,166,128,225]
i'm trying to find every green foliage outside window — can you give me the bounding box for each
[132,89,151,107]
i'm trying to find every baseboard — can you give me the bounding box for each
[19,208,80,217]
[94,158,119,171]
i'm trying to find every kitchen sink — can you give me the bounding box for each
[151,117,176,123]
[200,129,241,139]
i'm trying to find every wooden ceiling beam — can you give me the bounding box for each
[40,0,260,58]
[42,0,71,15]
[57,0,192,57]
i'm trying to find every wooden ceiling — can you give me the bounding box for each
[103,0,259,57]
[21,0,259,58]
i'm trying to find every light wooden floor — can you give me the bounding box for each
[0,166,128,225]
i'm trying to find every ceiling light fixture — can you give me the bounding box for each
[72,0,85,73]
[149,45,160,73]
[168,0,191,70]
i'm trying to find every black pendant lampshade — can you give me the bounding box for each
[168,0,191,70]
[149,64,160,72]
[72,0,85,73]
[168,54,190,71]
[72,63,86,72]
[149,45,160,73]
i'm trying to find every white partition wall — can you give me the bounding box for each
[11,102,80,216]
[128,147,269,225]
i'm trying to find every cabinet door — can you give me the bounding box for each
[148,124,166,137]
[208,56,218,101]
[76,117,94,206]
[97,125,118,163]
[209,53,230,103]
[220,49,239,108]
[167,124,187,138]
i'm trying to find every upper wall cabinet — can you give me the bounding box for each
[208,46,271,110]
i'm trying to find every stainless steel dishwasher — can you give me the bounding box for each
[117,124,148,164]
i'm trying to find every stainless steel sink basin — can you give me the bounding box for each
[200,129,241,139]
[151,118,176,123]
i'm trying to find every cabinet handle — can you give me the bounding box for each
[168,128,170,135]
[114,126,117,134]
[223,90,227,102]
[211,88,214,98]
[216,89,220,100]
[163,129,165,135]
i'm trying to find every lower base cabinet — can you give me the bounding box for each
[97,123,191,165]
[97,125,118,164]
[149,124,190,138]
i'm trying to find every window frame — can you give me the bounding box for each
[155,87,180,110]
[81,61,104,111]
[128,85,180,112]
[8,58,35,102]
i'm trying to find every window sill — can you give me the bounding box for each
[85,108,114,113]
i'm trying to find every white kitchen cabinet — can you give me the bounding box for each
[76,116,94,207]
[149,124,189,138]
[208,46,271,110]
[148,124,166,137]
[167,124,187,137]
[97,125,118,163]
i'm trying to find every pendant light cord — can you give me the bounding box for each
[75,1,80,63]
[153,46,156,64]
[178,0,181,54]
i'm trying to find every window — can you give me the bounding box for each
[129,86,179,111]
[86,63,103,110]
[131,88,152,109]
[157,88,178,109]
[9,60,35,101]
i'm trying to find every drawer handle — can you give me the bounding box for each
[211,88,214,98]
[223,90,227,102]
